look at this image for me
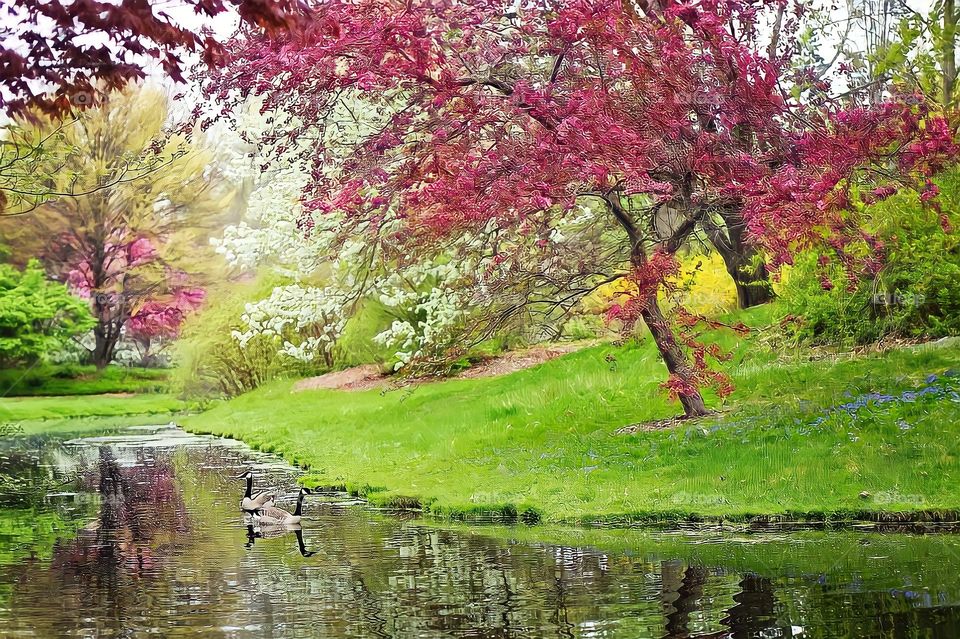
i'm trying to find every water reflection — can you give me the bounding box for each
[245,523,317,557]
[78,447,188,570]
[0,425,957,638]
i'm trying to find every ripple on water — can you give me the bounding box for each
[0,424,958,638]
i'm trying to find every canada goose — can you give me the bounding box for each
[253,487,313,525]
[236,470,275,513]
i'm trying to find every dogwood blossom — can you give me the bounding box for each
[371,259,466,369]
[232,284,347,363]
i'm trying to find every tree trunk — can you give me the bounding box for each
[945,0,957,108]
[607,191,710,419]
[702,213,774,309]
[730,257,774,309]
[639,292,709,418]
[92,323,116,369]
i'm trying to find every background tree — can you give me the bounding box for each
[0,87,228,368]
[0,0,306,217]
[203,0,955,417]
[0,117,192,217]
[821,0,960,110]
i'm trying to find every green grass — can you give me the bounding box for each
[181,305,960,524]
[0,394,186,424]
[8,413,185,438]
[0,365,170,397]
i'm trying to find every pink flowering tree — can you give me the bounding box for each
[12,88,224,368]
[65,237,205,367]
[126,287,206,363]
[205,0,956,417]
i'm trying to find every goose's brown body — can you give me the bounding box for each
[254,488,312,524]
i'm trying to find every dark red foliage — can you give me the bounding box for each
[200,0,959,403]
[1,0,307,116]
[202,1,956,272]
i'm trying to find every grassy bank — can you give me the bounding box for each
[0,365,170,397]
[181,306,960,524]
[0,393,186,424]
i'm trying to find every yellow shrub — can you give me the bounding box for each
[581,252,739,318]
[672,252,738,315]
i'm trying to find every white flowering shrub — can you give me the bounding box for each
[214,134,475,369]
[232,284,348,365]
[212,169,328,275]
[371,260,467,370]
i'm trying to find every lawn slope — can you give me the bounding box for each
[182,310,960,524]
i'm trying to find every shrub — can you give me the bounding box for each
[331,299,396,368]
[0,259,94,367]
[172,278,326,398]
[780,168,960,345]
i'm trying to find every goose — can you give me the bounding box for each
[253,487,313,525]
[237,470,275,513]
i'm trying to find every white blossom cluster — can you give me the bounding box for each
[214,164,353,364]
[211,104,353,365]
[232,284,347,363]
[371,260,467,370]
[212,169,330,275]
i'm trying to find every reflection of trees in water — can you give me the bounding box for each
[3,440,960,638]
[0,438,80,506]
[661,563,780,639]
[776,572,960,638]
[61,446,189,573]
[220,516,960,638]
[719,573,777,639]
[5,446,191,637]
[86,447,189,571]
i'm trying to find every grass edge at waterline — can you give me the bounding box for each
[175,328,960,524]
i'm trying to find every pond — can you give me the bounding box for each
[1,423,959,638]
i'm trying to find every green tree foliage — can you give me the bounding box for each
[0,259,93,366]
[841,0,959,108]
[780,169,960,345]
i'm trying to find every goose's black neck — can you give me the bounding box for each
[294,491,306,517]
[244,475,253,499]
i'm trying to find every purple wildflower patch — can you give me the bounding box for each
[811,369,959,427]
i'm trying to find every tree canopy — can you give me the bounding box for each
[1,0,306,117]
[1,87,225,367]
[202,0,958,415]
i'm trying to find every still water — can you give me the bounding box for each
[1,423,959,638]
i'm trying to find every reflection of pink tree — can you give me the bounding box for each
[52,448,190,577]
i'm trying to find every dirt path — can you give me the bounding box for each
[292,343,585,393]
